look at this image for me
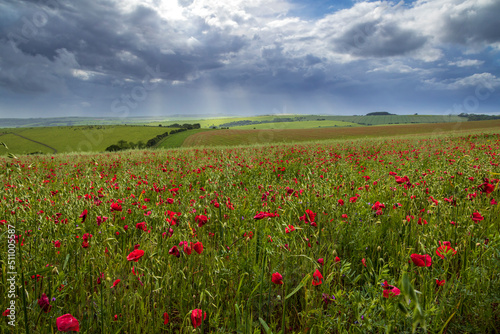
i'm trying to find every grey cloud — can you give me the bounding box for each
[0,0,499,118]
[441,1,500,45]
[333,20,428,57]
[0,0,248,95]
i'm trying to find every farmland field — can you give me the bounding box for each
[0,125,174,155]
[129,114,468,128]
[183,119,500,147]
[1,129,499,333]
[229,120,361,130]
[155,129,214,149]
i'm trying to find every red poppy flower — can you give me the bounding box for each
[56,314,80,332]
[338,199,344,206]
[163,312,169,325]
[54,240,61,248]
[127,249,145,262]
[471,212,484,223]
[253,211,279,219]
[480,183,495,194]
[317,258,324,266]
[253,212,267,219]
[193,242,203,254]
[395,175,409,184]
[417,217,428,225]
[2,309,9,316]
[191,309,206,329]
[169,246,180,258]
[382,281,401,298]
[429,196,439,205]
[271,272,283,285]
[136,222,147,231]
[285,225,295,233]
[410,254,432,267]
[96,216,108,226]
[110,279,121,288]
[436,279,445,286]
[111,202,122,212]
[435,241,456,259]
[300,209,316,223]
[195,215,208,227]
[79,209,88,223]
[312,269,323,286]
[362,258,366,267]
[335,256,341,263]
[38,293,51,313]
[371,201,385,211]
[182,241,192,255]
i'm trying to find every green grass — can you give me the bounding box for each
[0,133,54,155]
[0,125,173,155]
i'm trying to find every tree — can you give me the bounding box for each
[105,144,121,152]
[117,140,129,149]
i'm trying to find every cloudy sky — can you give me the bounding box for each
[0,0,499,118]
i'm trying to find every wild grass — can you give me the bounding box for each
[0,131,499,333]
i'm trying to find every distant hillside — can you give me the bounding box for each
[366,111,395,116]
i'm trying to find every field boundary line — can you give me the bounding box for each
[10,133,58,153]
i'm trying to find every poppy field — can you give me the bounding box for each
[1,131,499,333]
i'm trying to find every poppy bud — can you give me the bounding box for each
[377,246,381,252]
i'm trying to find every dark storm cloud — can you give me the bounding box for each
[0,0,499,117]
[440,0,500,45]
[0,0,248,94]
[333,20,428,57]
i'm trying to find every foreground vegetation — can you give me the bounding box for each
[1,130,499,333]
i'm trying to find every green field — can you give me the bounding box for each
[0,115,479,156]
[194,114,467,128]
[143,115,299,128]
[0,125,171,155]
[320,114,467,126]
